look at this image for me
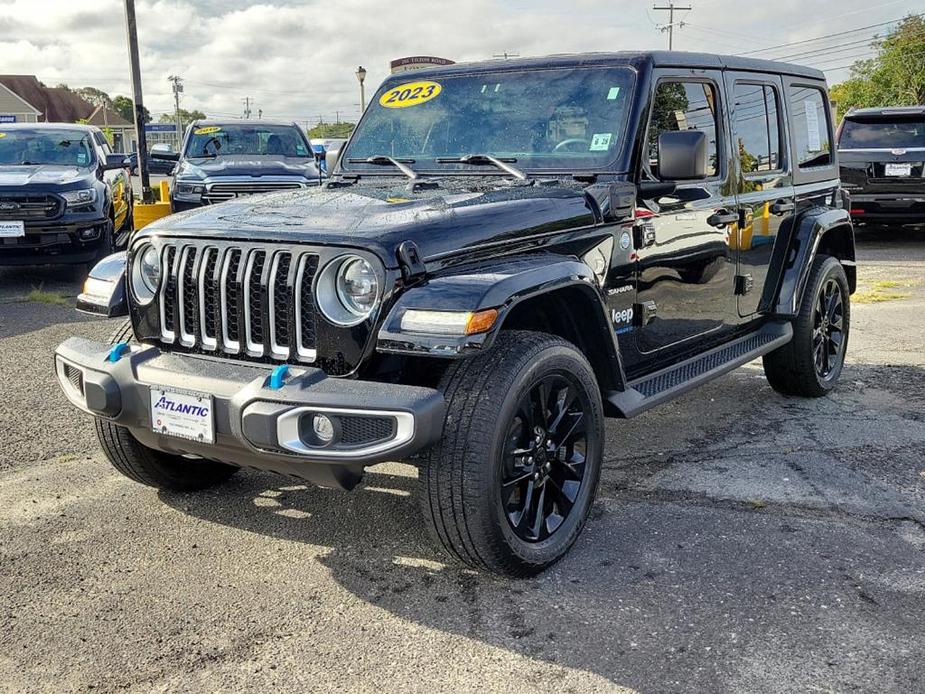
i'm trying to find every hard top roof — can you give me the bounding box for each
[845,105,925,118]
[191,119,300,128]
[384,50,826,81]
[0,122,99,132]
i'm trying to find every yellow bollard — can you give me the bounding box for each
[133,179,173,230]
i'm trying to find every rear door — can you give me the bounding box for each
[724,72,794,317]
[633,71,738,356]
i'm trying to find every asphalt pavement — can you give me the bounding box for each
[0,226,923,693]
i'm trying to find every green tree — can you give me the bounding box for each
[830,15,925,114]
[75,86,113,109]
[112,95,151,124]
[308,122,355,139]
[159,108,207,125]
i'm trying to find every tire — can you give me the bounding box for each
[763,254,850,397]
[95,320,239,491]
[420,330,605,577]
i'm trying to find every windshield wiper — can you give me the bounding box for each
[347,155,418,180]
[436,154,527,180]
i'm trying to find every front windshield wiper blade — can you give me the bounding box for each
[436,154,527,180]
[347,155,418,180]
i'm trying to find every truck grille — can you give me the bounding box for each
[202,181,305,204]
[157,242,319,362]
[0,194,62,221]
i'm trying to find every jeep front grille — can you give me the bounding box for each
[202,181,305,204]
[157,243,319,362]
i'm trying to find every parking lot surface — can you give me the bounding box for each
[1,227,923,693]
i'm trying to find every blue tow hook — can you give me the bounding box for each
[106,342,130,363]
[268,365,289,390]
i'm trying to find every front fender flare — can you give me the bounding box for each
[377,253,621,368]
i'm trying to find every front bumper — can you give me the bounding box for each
[0,217,110,265]
[54,337,446,488]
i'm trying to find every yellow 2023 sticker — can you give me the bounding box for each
[194,126,222,135]
[0,133,6,138]
[379,81,442,109]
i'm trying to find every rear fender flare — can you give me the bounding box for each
[765,207,855,317]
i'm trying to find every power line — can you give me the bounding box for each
[652,2,692,49]
[736,14,922,56]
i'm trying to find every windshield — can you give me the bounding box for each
[0,129,95,167]
[184,124,312,158]
[839,117,925,149]
[343,66,635,173]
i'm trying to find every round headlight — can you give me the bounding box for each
[336,258,379,316]
[131,245,160,304]
[316,255,380,326]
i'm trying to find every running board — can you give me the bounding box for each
[606,321,793,418]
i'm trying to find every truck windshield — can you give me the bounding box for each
[343,66,635,174]
[184,125,312,158]
[839,117,925,149]
[0,129,95,167]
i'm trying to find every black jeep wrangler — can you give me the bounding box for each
[55,52,855,576]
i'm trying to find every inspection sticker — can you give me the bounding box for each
[379,81,442,109]
[150,388,214,444]
[193,126,222,135]
[607,87,621,100]
[590,133,613,151]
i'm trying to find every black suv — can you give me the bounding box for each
[0,123,133,265]
[837,105,925,227]
[153,120,321,212]
[55,52,855,576]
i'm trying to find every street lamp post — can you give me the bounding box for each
[356,66,367,113]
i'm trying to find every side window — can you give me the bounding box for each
[94,131,113,156]
[732,83,782,174]
[788,85,832,169]
[648,80,719,178]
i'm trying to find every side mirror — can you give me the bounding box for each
[151,150,181,162]
[657,130,708,181]
[102,153,132,171]
[325,145,343,174]
[76,251,128,318]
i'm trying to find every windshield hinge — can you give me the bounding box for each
[396,240,427,284]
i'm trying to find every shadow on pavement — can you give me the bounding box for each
[157,361,925,691]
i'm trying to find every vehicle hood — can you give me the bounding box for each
[0,165,92,188]
[177,155,320,180]
[142,181,598,267]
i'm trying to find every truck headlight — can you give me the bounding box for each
[317,255,380,326]
[174,182,205,200]
[61,188,97,207]
[131,245,160,304]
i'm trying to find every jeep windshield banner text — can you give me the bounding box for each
[343,66,636,173]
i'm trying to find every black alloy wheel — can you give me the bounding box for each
[812,277,846,380]
[501,373,589,543]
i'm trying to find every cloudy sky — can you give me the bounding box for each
[1,0,922,126]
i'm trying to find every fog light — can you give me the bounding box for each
[312,414,335,444]
[79,227,100,240]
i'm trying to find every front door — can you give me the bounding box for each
[724,73,795,316]
[634,73,738,356]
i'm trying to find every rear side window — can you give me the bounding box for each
[839,118,925,149]
[788,86,832,168]
[732,83,782,174]
[649,80,719,177]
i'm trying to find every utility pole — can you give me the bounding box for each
[242,97,252,119]
[652,2,691,50]
[168,75,183,151]
[123,0,152,202]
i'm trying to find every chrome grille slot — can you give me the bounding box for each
[154,241,320,363]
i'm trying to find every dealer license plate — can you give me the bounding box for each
[0,221,25,238]
[885,163,912,177]
[150,388,214,444]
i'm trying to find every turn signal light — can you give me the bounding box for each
[465,308,499,335]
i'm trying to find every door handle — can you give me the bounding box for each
[633,221,657,248]
[707,209,739,228]
[769,199,795,215]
